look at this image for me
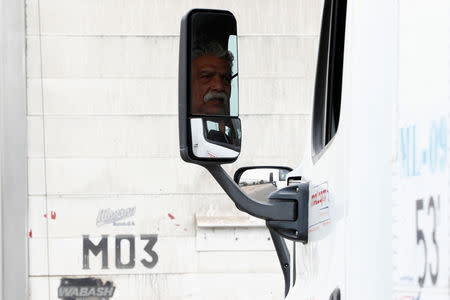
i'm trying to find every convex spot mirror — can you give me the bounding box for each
[234,167,293,201]
[179,9,241,164]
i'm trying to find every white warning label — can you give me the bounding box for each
[308,182,331,234]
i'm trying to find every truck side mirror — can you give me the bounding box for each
[179,9,241,164]
[177,8,312,299]
[178,9,309,245]
[234,166,293,200]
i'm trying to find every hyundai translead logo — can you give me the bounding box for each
[96,206,136,227]
[58,277,115,299]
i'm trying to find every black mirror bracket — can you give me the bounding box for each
[204,164,309,243]
[266,182,309,243]
[269,228,291,297]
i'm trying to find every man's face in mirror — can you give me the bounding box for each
[192,55,231,115]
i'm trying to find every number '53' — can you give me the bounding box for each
[415,196,440,287]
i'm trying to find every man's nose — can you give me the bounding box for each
[210,74,225,91]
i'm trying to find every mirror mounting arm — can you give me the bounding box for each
[269,229,291,297]
[205,164,297,221]
[205,164,309,242]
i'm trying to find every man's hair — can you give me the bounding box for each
[192,40,234,73]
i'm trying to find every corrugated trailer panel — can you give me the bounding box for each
[25,0,323,298]
[30,273,284,300]
[27,78,312,116]
[27,115,308,161]
[26,0,322,36]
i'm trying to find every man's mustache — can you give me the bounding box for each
[204,91,228,103]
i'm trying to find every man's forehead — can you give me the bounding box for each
[193,55,229,71]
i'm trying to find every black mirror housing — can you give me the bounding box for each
[234,166,294,184]
[179,9,241,165]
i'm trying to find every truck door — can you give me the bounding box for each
[287,0,347,298]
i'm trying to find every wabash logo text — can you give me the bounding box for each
[58,277,115,299]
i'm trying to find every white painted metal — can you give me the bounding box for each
[0,0,28,299]
[287,0,449,299]
[392,1,449,299]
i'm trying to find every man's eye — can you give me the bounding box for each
[200,72,213,79]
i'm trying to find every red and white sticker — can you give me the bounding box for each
[309,182,331,236]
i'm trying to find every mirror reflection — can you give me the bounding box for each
[190,117,240,159]
[191,13,238,116]
[204,118,241,148]
[238,168,290,201]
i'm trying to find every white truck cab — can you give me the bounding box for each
[178,1,449,299]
